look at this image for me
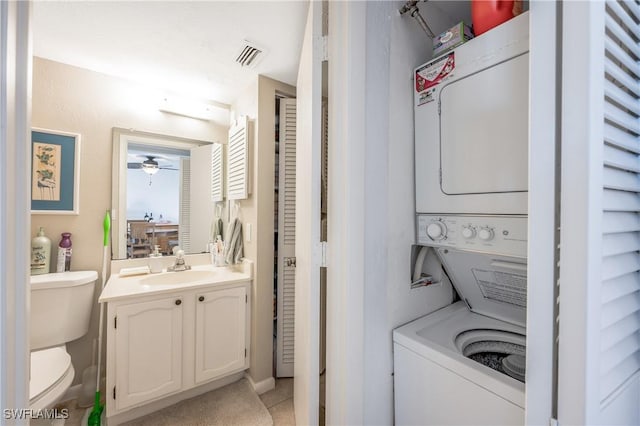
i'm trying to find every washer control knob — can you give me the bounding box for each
[478,227,495,241]
[426,221,447,241]
[461,226,476,239]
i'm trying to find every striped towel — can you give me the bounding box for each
[224,218,244,264]
[211,217,224,241]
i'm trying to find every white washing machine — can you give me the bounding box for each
[394,215,527,425]
[414,12,529,215]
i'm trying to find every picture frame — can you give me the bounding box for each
[31,128,81,215]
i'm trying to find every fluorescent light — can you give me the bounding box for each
[159,96,217,121]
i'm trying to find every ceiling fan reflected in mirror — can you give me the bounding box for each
[128,155,178,185]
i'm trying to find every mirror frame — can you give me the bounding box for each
[111,127,213,259]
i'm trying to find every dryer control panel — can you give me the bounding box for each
[417,214,527,257]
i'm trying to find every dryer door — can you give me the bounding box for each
[439,53,529,195]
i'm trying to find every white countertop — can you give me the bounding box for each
[100,261,252,303]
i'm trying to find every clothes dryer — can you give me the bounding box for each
[414,12,529,215]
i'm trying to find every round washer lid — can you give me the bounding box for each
[436,248,527,327]
[30,271,98,290]
[30,346,72,401]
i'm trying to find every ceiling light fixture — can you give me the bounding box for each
[159,96,217,121]
[141,158,159,175]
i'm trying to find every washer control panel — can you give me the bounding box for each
[417,214,527,257]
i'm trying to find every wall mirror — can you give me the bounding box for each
[111,128,224,259]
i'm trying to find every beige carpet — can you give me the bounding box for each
[122,379,273,426]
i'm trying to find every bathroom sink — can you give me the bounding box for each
[140,270,216,286]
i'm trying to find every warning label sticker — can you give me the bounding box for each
[471,268,527,308]
[415,52,455,96]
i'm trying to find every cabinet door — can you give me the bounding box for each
[195,286,247,384]
[115,296,183,411]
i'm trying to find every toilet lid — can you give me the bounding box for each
[30,346,72,401]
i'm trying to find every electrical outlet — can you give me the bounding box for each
[246,223,252,242]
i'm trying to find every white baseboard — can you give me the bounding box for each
[245,373,275,395]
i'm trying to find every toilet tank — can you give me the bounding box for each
[30,271,98,351]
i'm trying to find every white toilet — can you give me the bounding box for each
[29,271,97,410]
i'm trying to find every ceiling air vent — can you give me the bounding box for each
[235,41,265,68]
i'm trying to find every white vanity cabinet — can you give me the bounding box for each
[113,295,184,411]
[105,280,251,418]
[195,286,247,384]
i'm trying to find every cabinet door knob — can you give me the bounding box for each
[175,299,182,306]
[198,296,205,302]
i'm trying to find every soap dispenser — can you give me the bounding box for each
[149,245,163,273]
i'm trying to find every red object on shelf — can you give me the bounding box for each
[472,0,523,36]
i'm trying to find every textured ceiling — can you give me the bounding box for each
[32,1,310,107]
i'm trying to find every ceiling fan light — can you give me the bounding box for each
[141,163,159,175]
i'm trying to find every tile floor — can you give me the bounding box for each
[259,378,295,426]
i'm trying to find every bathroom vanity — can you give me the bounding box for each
[99,262,252,423]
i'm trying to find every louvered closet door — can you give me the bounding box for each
[277,98,297,377]
[559,1,640,424]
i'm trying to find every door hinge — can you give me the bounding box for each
[439,168,442,185]
[437,99,441,115]
[245,348,247,358]
[114,316,117,329]
[113,386,116,400]
[321,35,328,61]
[245,294,248,303]
[320,241,328,267]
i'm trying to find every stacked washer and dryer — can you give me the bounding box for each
[394,12,530,426]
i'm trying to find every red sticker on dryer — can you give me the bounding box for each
[415,52,455,93]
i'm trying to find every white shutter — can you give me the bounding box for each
[179,158,191,253]
[211,143,224,202]
[277,98,297,377]
[600,0,640,405]
[559,1,640,424]
[227,117,249,200]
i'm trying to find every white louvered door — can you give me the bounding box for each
[277,98,297,377]
[227,117,249,200]
[558,1,640,424]
[179,157,191,253]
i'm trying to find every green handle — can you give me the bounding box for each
[103,211,111,247]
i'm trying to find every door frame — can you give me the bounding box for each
[0,0,32,419]
[325,1,367,424]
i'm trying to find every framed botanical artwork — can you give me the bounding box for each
[31,128,81,214]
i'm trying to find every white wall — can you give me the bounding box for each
[328,1,460,423]
[362,2,460,424]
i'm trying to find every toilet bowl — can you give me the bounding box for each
[29,346,74,410]
[29,271,97,409]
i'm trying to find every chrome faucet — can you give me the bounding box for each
[168,248,191,272]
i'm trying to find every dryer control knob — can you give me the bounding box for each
[479,227,494,241]
[426,221,447,241]
[461,226,476,239]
